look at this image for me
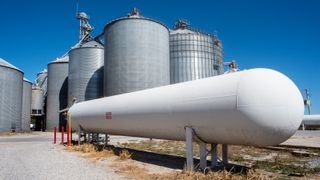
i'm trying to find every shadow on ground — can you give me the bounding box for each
[87,142,249,173]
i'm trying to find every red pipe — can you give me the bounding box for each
[53,127,56,144]
[61,126,64,145]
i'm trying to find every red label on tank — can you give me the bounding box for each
[105,112,112,120]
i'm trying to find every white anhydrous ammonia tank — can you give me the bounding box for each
[70,69,304,146]
[303,115,320,126]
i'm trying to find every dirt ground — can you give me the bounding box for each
[118,139,320,179]
[67,133,320,179]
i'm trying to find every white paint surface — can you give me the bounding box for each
[69,68,304,146]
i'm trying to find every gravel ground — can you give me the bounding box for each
[2,130,318,180]
[0,133,124,180]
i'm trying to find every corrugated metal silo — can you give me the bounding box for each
[213,39,223,74]
[22,78,32,131]
[103,9,170,96]
[31,86,44,116]
[68,40,104,106]
[46,56,69,131]
[36,69,48,95]
[169,20,224,84]
[0,58,23,132]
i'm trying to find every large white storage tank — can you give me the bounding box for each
[70,69,304,146]
[46,56,69,131]
[103,9,170,96]
[0,58,23,132]
[68,40,104,106]
[22,78,32,131]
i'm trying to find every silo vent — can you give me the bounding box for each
[128,8,140,17]
[175,19,189,30]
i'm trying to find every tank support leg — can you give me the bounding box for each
[86,133,89,143]
[210,144,218,168]
[199,142,207,170]
[84,133,87,142]
[105,133,108,146]
[185,127,194,171]
[77,125,81,145]
[222,144,228,164]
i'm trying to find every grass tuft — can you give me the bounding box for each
[66,144,115,161]
[118,149,132,160]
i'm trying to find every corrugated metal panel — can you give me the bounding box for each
[36,70,48,95]
[68,40,104,106]
[0,59,23,132]
[169,29,224,84]
[213,39,224,75]
[31,86,44,115]
[21,78,32,131]
[46,56,69,131]
[104,15,170,96]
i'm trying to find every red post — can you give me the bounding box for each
[61,126,64,145]
[67,127,70,146]
[53,127,56,144]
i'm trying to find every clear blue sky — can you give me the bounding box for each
[0,0,319,113]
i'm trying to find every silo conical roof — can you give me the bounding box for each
[23,77,33,84]
[104,8,169,34]
[37,69,47,76]
[0,58,23,73]
[48,56,69,65]
[81,40,104,48]
[169,28,196,35]
[72,40,104,50]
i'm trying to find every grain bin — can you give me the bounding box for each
[68,40,104,106]
[0,58,23,132]
[46,56,69,131]
[170,20,224,84]
[31,86,44,116]
[22,78,32,131]
[104,9,170,96]
[36,69,48,95]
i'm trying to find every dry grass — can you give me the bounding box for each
[66,144,134,162]
[118,149,132,160]
[0,132,16,136]
[121,140,186,157]
[85,149,115,161]
[121,140,320,178]
[120,169,276,180]
[67,142,320,179]
[66,144,280,180]
[145,171,275,180]
[116,163,149,179]
[67,144,96,153]
[66,144,115,161]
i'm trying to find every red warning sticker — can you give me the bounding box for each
[105,112,112,120]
